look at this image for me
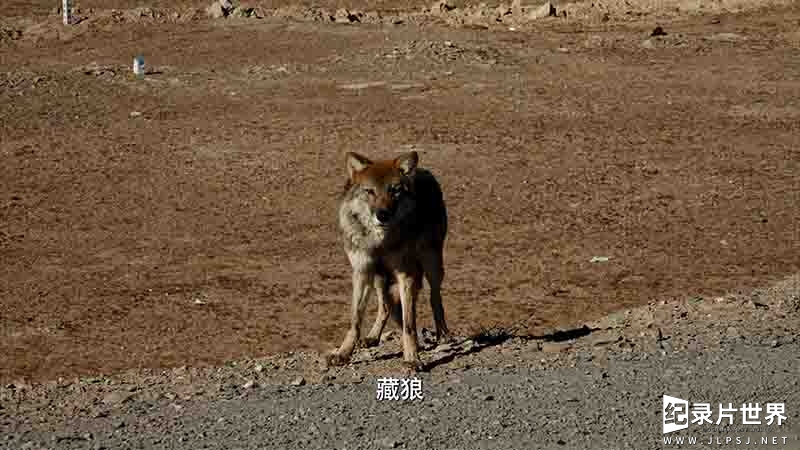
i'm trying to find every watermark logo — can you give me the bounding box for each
[376,377,423,401]
[661,394,790,446]
[664,395,690,434]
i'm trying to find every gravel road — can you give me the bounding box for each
[4,329,799,449]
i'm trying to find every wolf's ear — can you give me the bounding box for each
[346,152,372,179]
[395,151,419,177]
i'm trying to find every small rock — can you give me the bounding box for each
[435,342,455,352]
[334,8,361,23]
[484,394,495,401]
[706,32,745,42]
[291,376,306,386]
[205,1,227,18]
[340,81,387,90]
[129,111,142,118]
[461,339,476,352]
[254,364,264,373]
[231,7,255,18]
[432,0,457,13]
[528,2,556,19]
[242,380,255,389]
[101,392,131,406]
[782,296,800,312]
[541,342,572,353]
[378,437,401,448]
[651,26,667,37]
[770,340,780,348]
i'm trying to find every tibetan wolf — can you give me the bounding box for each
[326,150,450,372]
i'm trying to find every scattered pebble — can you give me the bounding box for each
[377,437,401,448]
[339,81,387,90]
[651,26,667,37]
[101,392,131,406]
[528,2,556,19]
[541,342,573,353]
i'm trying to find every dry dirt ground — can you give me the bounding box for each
[1,0,799,386]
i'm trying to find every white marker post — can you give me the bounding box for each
[133,56,145,77]
[62,0,71,25]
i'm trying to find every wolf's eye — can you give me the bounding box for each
[389,185,402,195]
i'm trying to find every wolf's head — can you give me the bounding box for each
[341,151,418,238]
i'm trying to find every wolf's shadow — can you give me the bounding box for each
[354,325,595,372]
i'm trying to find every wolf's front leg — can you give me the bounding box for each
[362,273,389,348]
[327,268,373,367]
[397,272,424,372]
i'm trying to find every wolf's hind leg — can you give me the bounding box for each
[421,249,450,343]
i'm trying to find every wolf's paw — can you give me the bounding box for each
[436,331,453,344]
[325,352,351,368]
[360,336,380,348]
[402,359,426,373]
